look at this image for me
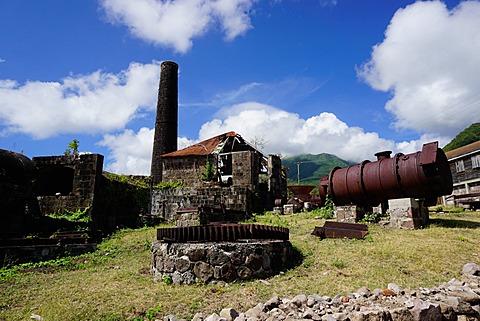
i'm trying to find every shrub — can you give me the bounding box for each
[153,180,184,190]
[310,196,334,219]
[362,212,381,223]
[201,161,216,181]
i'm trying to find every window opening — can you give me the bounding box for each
[455,160,465,173]
[35,166,74,196]
[472,155,480,169]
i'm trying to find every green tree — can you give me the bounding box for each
[443,123,480,152]
[64,139,80,156]
[201,160,216,181]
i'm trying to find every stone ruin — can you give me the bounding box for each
[0,149,150,265]
[152,239,292,285]
[157,263,480,321]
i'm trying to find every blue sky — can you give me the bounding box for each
[1,0,479,174]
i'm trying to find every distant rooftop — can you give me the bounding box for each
[445,140,480,160]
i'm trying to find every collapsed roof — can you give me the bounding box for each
[161,131,261,158]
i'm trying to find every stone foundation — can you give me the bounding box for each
[174,209,200,227]
[283,204,295,214]
[150,186,252,222]
[0,243,97,265]
[335,205,371,223]
[174,206,251,227]
[152,240,292,285]
[388,198,429,229]
[273,206,283,215]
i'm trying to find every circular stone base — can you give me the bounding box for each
[152,240,293,285]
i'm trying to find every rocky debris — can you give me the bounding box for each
[163,263,480,321]
[463,263,480,278]
[220,308,240,321]
[30,314,44,321]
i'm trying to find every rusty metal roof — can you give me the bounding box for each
[445,140,480,160]
[161,131,238,157]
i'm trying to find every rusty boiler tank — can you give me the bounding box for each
[318,142,453,207]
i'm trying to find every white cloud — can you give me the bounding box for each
[395,132,452,156]
[0,58,5,63]
[99,127,195,175]
[98,127,154,174]
[0,61,160,139]
[358,1,480,137]
[199,102,402,162]
[99,101,449,175]
[100,0,255,53]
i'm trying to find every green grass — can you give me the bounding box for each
[1,211,480,321]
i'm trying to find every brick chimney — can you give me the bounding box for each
[150,61,178,185]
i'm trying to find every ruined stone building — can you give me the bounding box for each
[149,131,287,222]
[32,154,149,231]
[148,61,287,223]
[0,150,149,237]
[1,60,287,239]
[161,131,264,188]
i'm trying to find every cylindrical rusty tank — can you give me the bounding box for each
[318,142,453,206]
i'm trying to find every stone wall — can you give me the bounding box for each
[0,243,97,266]
[174,207,250,227]
[93,175,150,231]
[151,240,292,285]
[162,151,265,190]
[333,199,430,229]
[335,205,371,223]
[150,186,253,222]
[174,210,200,227]
[232,151,259,189]
[33,154,104,215]
[268,154,287,202]
[162,155,209,188]
[32,154,148,232]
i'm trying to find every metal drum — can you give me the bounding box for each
[319,142,453,206]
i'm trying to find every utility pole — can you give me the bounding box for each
[294,161,314,184]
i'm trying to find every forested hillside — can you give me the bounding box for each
[282,153,354,186]
[443,122,480,152]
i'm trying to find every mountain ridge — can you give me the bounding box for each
[282,153,355,186]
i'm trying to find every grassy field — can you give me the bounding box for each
[1,210,480,321]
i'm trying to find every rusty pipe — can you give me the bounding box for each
[318,142,452,206]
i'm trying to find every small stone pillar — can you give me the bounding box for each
[387,198,429,229]
[304,202,312,211]
[273,206,284,215]
[335,205,371,223]
[283,204,294,214]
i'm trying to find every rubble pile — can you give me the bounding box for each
[163,263,480,321]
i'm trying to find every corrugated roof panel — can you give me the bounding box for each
[445,140,480,160]
[161,131,237,157]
